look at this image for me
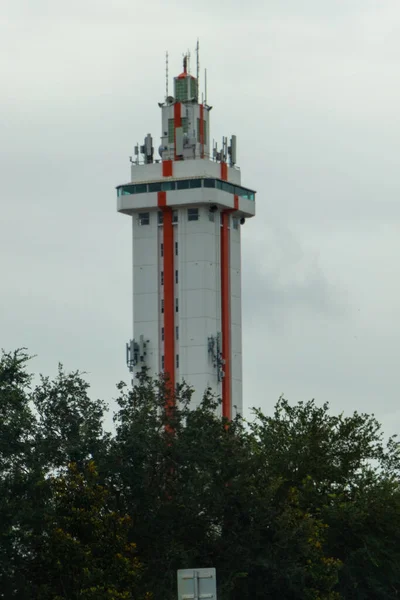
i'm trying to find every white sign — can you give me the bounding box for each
[177,568,217,600]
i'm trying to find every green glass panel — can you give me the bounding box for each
[161,181,175,191]
[189,179,202,188]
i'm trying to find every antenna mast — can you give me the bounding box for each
[205,68,207,105]
[196,39,200,101]
[165,51,169,101]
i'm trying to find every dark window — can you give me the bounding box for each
[232,217,239,230]
[175,298,179,312]
[222,181,234,195]
[177,180,190,190]
[175,241,178,255]
[176,326,179,340]
[176,354,179,369]
[161,271,164,285]
[158,211,164,225]
[161,299,164,314]
[161,181,175,191]
[148,182,162,192]
[161,243,164,257]
[188,208,199,221]
[161,327,164,341]
[138,212,150,225]
[172,211,178,223]
[189,179,202,189]
[135,184,147,194]
[161,355,165,370]
[216,180,223,190]
[175,270,178,284]
[120,184,134,195]
[204,178,215,188]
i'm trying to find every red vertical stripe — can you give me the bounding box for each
[158,191,166,207]
[163,209,175,405]
[174,102,181,161]
[199,104,204,159]
[220,162,228,181]
[220,212,231,420]
[158,192,175,414]
[162,160,173,177]
[234,194,239,211]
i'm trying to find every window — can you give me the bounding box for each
[204,178,215,188]
[172,210,178,223]
[209,211,215,222]
[161,271,164,285]
[161,327,164,341]
[135,184,147,194]
[176,354,179,369]
[161,299,164,314]
[216,180,223,190]
[161,355,165,370]
[175,242,178,256]
[175,79,189,102]
[168,119,175,143]
[189,179,202,189]
[117,183,148,196]
[161,243,164,257]
[176,326,179,340]
[190,78,198,100]
[232,217,239,230]
[168,116,189,142]
[148,182,162,192]
[177,180,190,190]
[161,181,175,191]
[221,181,235,195]
[188,208,199,221]
[158,211,164,225]
[138,212,150,225]
[175,298,179,312]
[175,270,178,284]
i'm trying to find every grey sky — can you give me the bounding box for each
[1,0,399,435]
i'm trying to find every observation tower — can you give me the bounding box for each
[117,48,256,418]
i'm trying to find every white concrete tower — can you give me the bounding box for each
[117,49,256,418]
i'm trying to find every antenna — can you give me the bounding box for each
[196,39,200,101]
[165,51,169,101]
[204,68,207,105]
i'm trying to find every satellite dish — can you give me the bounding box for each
[158,145,167,157]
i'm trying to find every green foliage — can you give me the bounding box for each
[1,350,400,599]
[34,461,143,600]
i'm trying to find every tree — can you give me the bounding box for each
[33,461,144,600]
[249,398,400,598]
[1,350,400,599]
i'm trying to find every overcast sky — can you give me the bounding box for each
[1,0,400,435]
